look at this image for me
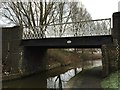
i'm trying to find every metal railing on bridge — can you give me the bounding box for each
[22,18,111,39]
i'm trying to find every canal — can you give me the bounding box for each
[2,60,102,89]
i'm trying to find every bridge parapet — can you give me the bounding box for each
[22,18,111,39]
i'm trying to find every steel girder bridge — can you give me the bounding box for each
[21,18,113,48]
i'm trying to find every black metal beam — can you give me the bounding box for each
[20,35,113,48]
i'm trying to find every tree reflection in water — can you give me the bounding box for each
[3,60,102,88]
[47,60,102,89]
[47,68,82,89]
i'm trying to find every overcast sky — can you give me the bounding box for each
[0,0,120,26]
[80,0,120,19]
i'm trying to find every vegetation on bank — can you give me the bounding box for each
[46,49,81,67]
[101,70,120,88]
[3,49,101,81]
[46,49,101,69]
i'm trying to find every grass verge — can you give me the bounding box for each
[101,70,120,88]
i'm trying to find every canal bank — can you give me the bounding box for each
[2,49,101,81]
[3,60,102,89]
[2,62,82,88]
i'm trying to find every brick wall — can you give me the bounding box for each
[2,26,23,74]
[2,26,47,76]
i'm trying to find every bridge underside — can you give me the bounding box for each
[21,35,113,48]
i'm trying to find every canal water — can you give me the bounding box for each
[2,60,102,89]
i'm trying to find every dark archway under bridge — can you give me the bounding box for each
[21,35,113,48]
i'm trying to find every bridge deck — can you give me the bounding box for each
[21,35,113,48]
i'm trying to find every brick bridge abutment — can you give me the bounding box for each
[101,12,120,77]
[2,26,48,79]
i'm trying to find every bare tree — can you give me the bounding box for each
[1,1,93,38]
[47,2,72,37]
[1,1,55,38]
[70,2,92,37]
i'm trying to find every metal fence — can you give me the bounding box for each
[22,18,111,39]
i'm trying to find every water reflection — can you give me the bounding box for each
[3,67,82,88]
[47,68,82,88]
[3,60,102,89]
[47,60,101,89]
